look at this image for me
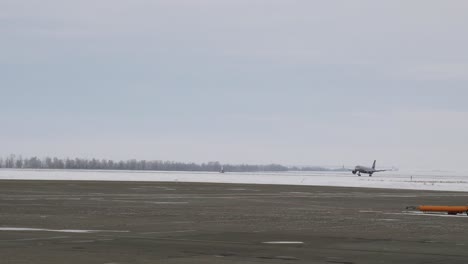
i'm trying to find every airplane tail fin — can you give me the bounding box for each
[372,160,376,169]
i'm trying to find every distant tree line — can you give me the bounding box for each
[0,154,293,172]
[0,154,351,172]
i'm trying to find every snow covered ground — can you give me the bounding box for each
[0,169,467,192]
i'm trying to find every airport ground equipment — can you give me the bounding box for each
[406,205,468,215]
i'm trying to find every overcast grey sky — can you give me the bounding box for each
[1,0,468,170]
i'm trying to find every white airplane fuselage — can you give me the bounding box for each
[351,160,384,177]
[352,165,376,176]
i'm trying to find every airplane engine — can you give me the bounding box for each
[352,170,356,175]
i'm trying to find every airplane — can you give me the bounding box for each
[352,160,386,177]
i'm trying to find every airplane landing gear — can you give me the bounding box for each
[358,173,361,176]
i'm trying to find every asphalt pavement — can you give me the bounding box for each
[1,180,468,263]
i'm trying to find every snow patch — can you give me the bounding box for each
[0,227,129,233]
[263,241,304,244]
[1,169,468,192]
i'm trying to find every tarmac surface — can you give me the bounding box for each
[1,180,468,264]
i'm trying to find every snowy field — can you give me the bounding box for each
[1,169,468,192]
